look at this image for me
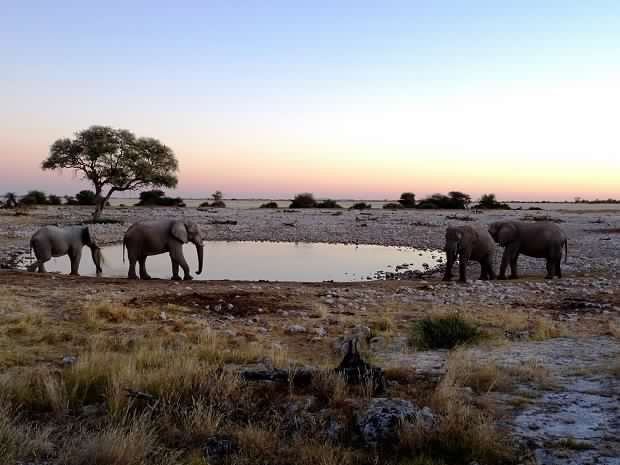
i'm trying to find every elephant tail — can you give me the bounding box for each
[122,238,126,264]
[564,239,568,264]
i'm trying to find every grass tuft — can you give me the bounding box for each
[409,314,482,350]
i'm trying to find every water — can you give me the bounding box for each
[30,241,443,282]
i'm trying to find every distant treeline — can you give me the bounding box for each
[2,189,514,211]
[286,192,511,210]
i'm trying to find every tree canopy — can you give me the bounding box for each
[42,126,178,220]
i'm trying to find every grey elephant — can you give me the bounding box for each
[28,225,103,276]
[443,225,496,282]
[488,221,568,280]
[123,219,204,280]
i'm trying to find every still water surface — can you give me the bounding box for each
[38,241,443,282]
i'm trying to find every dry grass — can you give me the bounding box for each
[441,350,553,394]
[400,379,514,465]
[312,369,348,406]
[529,318,565,341]
[609,320,620,339]
[59,414,157,465]
[0,403,54,463]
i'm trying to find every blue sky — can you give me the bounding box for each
[2,1,619,199]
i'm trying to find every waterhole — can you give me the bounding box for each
[24,241,443,282]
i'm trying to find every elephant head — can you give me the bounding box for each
[444,227,463,264]
[82,226,103,276]
[488,221,518,246]
[171,220,205,274]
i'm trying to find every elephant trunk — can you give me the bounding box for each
[196,243,204,274]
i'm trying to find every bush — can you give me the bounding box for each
[399,192,416,208]
[3,193,18,208]
[409,314,481,349]
[316,199,342,209]
[350,202,371,210]
[136,190,185,207]
[19,191,48,206]
[75,190,97,206]
[64,196,78,206]
[199,200,226,208]
[383,202,403,209]
[260,202,279,209]
[290,193,316,208]
[474,193,511,210]
[417,192,471,209]
[48,195,62,205]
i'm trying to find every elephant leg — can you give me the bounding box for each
[171,260,181,281]
[458,257,468,283]
[128,258,138,279]
[498,250,510,280]
[486,256,496,280]
[442,259,454,281]
[169,244,192,280]
[69,249,82,276]
[139,257,151,280]
[555,259,562,278]
[30,248,51,273]
[509,253,519,279]
[479,261,488,280]
[545,259,554,279]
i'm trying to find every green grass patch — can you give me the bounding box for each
[409,314,482,350]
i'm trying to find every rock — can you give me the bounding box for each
[357,398,431,447]
[63,355,77,366]
[159,311,167,321]
[314,327,327,337]
[204,435,237,461]
[286,324,307,334]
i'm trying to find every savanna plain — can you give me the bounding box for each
[1,204,619,465]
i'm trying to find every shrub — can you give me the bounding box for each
[47,195,62,205]
[212,190,223,201]
[260,202,279,209]
[3,193,18,208]
[19,191,48,206]
[316,199,342,209]
[383,202,403,209]
[210,200,226,208]
[290,193,316,208]
[409,314,481,349]
[76,190,97,206]
[417,192,471,209]
[474,193,511,210]
[350,202,371,210]
[136,190,185,207]
[399,192,416,208]
[64,195,78,205]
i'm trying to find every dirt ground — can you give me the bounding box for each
[1,205,620,465]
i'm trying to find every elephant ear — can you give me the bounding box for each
[497,223,517,246]
[171,221,189,243]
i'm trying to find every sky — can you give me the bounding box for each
[1,1,619,201]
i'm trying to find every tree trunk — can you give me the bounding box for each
[92,188,113,222]
[92,196,105,222]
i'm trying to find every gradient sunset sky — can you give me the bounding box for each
[2,1,619,200]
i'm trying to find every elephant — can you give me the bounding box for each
[442,225,496,282]
[488,221,568,280]
[123,219,204,280]
[28,225,103,276]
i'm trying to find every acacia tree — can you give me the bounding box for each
[42,126,179,221]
